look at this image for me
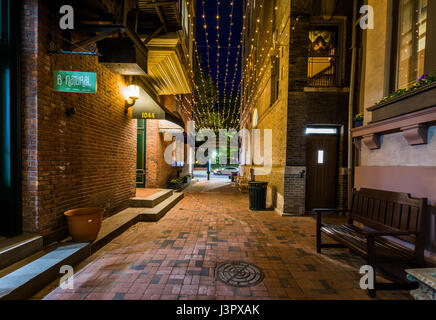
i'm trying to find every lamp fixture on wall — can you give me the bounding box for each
[124,84,140,113]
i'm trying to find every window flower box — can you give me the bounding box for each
[367,81,436,123]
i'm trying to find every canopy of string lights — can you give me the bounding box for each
[184,0,243,131]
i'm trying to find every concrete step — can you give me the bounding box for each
[90,208,143,254]
[129,189,173,208]
[0,242,89,300]
[0,192,184,300]
[0,207,143,300]
[140,192,184,222]
[0,235,43,270]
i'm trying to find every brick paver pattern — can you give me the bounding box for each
[34,182,410,300]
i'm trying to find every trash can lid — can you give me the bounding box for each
[248,181,268,185]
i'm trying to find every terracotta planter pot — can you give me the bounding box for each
[64,207,104,242]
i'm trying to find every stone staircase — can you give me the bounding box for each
[0,189,183,300]
[130,189,174,208]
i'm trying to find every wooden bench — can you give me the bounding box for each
[315,188,428,297]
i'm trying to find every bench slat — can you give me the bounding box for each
[400,205,410,231]
[409,206,420,231]
[385,201,394,227]
[317,188,427,296]
[378,200,387,224]
[321,224,415,262]
[373,198,380,222]
[392,202,402,230]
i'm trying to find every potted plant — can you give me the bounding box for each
[169,177,184,189]
[353,112,364,127]
[183,174,192,184]
[64,207,104,242]
[367,71,436,123]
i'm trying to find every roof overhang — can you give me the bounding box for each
[146,35,192,95]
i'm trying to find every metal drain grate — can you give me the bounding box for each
[215,261,265,287]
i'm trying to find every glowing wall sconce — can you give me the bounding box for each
[124,84,140,113]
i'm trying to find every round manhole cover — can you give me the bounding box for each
[215,261,265,287]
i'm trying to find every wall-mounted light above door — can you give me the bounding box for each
[124,84,140,113]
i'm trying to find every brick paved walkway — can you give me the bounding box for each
[33,182,410,300]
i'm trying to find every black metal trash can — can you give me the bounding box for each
[248,181,268,211]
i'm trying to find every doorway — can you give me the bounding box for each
[136,119,146,188]
[305,127,339,211]
[0,0,22,236]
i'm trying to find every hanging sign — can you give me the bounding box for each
[53,70,97,93]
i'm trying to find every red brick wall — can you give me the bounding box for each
[145,120,179,188]
[21,0,136,239]
[21,0,39,233]
[145,95,189,188]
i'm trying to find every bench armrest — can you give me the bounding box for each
[315,209,350,232]
[363,230,419,237]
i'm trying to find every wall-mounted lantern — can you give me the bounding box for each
[124,84,140,113]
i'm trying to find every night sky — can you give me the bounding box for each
[196,0,243,96]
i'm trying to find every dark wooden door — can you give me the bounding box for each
[305,134,338,210]
[0,0,22,236]
[136,119,146,188]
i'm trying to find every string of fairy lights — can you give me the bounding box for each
[189,0,244,130]
[240,0,309,127]
[240,0,266,125]
[181,0,306,131]
[201,0,212,76]
[222,1,235,112]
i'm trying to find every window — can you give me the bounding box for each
[170,135,184,167]
[181,0,189,46]
[270,55,279,105]
[305,127,338,135]
[252,108,258,127]
[395,0,428,90]
[307,27,338,87]
[317,150,325,164]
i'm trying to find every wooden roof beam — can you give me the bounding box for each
[141,1,178,8]
[71,27,124,51]
[153,0,168,32]
[143,24,165,44]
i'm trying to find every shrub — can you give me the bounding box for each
[170,177,184,184]
[376,71,436,105]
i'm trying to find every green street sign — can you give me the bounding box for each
[53,70,97,93]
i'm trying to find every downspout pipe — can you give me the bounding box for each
[347,0,358,209]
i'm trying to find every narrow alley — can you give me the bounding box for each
[33,181,409,300]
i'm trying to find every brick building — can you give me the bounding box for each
[240,0,355,215]
[240,0,436,264]
[0,0,196,241]
[353,0,436,264]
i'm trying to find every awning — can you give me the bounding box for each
[132,87,184,128]
[158,120,184,133]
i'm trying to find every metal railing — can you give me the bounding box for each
[307,57,336,87]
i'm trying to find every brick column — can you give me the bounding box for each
[21,0,39,233]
